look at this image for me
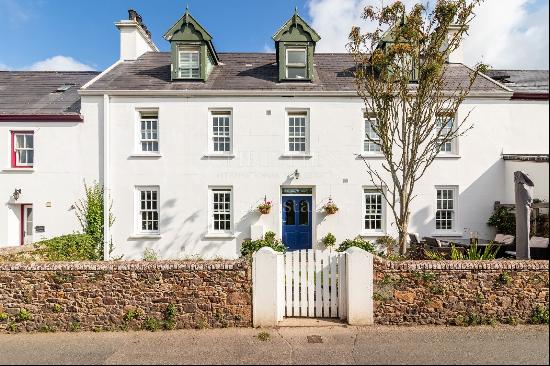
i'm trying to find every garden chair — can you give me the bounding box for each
[494,234,515,245]
[424,237,443,248]
[408,233,421,245]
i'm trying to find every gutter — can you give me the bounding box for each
[511,92,549,101]
[0,114,83,122]
[79,89,513,99]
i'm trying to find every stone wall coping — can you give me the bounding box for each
[0,259,250,272]
[374,257,549,271]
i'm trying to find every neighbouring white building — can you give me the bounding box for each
[0,71,99,247]
[1,9,548,259]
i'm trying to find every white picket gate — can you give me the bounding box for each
[283,249,346,318]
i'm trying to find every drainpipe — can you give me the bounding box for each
[103,94,111,261]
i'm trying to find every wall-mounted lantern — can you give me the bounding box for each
[294,169,300,180]
[12,189,21,201]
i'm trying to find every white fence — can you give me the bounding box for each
[252,247,373,327]
[283,250,345,318]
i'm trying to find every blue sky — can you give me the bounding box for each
[0,0,548,71]
[0,0,311,70]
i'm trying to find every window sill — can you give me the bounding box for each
[203,233,236,239]
[128,234,162,240]
[434,154,461,159]
[2,167,35,173]
[360,232,387,238]
[356,153,385,159]
[129,153,162,159]
[280,153,313,159]
[430,232,463,238]
[203,154,235,159]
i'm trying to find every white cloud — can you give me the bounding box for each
[262,43,275,53]
[0,63,11,71]
[307,0,416,53]
[307,0,549,69]
[463,0,549,69]
[26,56,95,71]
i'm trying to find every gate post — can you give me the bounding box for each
[344,247,374,325]
[252,247,284,327]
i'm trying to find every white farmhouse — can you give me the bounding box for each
[1,9,548,259]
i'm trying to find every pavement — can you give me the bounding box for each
[0,325,548,365]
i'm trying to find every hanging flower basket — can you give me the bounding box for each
[258,199,272,215]
[323,198,339,215]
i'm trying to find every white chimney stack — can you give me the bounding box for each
[445,24,465,64]
[115,9,159,61]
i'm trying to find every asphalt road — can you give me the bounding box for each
[0,325,548,365]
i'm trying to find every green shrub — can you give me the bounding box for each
[257,331,270,341]
[321,233,337,248]
[74,181,116,259]
[69,322,81,332]
[0,313,8,321]
[144,317,160,332]
[39,324,55,333]
[376,235,397,255]
[450,243,499,260]
[143,248,158,261]
[36,234,99,261]
[336,236,375,253]
[165,304,177,322]
[240,231,287,257]
[123,309,141,323]
[505,316,518,326]
[530,306,549,325]
[424,250,445,260]
[496,272,512,286]
[487,207,515,235]
[17,309,31,322]
[53,304,62,313]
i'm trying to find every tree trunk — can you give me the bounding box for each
[398,212,410,255]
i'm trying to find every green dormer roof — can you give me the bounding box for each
[163,8,219,64]
[272,10,321,43]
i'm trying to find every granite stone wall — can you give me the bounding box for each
[1,257,548,332]
[0,260,252,333]
[374,258,549,325]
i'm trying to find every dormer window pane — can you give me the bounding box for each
[286,48,307,79]
[179,49,200,78]
[287,49,306,64]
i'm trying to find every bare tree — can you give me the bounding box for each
[348,0,487,254]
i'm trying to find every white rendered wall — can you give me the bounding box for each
[0,114,101,247]
[504,161,549,203]
[83,94,548,260]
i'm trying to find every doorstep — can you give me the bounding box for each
[278,317,347,327]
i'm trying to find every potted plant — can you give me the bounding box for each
[321,233,336,251]
[258,198,272,215]
[323,197,339,215]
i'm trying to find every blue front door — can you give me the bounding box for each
[282,196,312,251]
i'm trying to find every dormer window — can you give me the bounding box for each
[272,9,321,82]
[164,8,219,82]
[286,48,307,79]
[178,47,200,78]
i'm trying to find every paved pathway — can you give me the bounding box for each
[0,325,548,365]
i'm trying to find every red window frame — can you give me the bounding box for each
[11,131,34,168]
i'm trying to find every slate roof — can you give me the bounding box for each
[85,52,509,93]
[0,71,99,117]
[485,70,549,94]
